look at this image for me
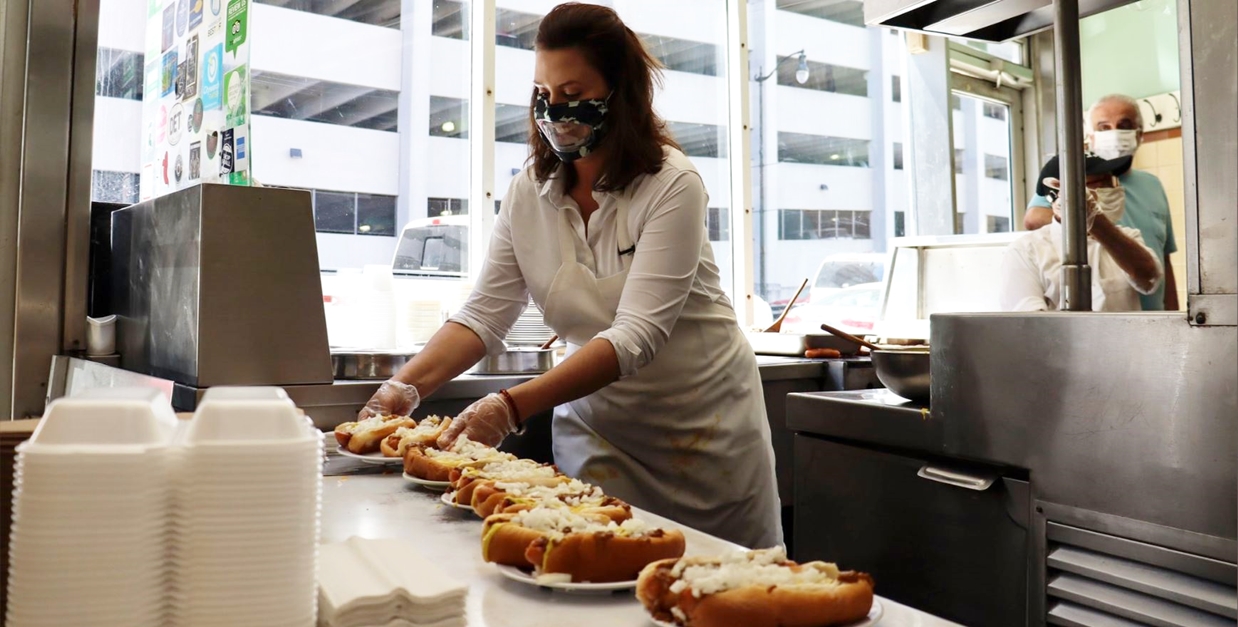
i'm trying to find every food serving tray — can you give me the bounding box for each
[744,332,860,357]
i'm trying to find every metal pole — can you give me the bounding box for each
[1053,0,1091,311]
[756,77,767,297]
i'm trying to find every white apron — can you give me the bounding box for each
[540,193,783,549]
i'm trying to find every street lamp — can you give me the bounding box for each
[755,50,810,85]
[752,50,810,299]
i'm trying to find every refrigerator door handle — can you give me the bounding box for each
[917,465,997,491]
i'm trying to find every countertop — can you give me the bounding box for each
[786,389,943,454]
[320,459,962,627]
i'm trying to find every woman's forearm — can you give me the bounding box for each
[506,338,621,421]
[392,322,488,398]
[1091,217,1162,293]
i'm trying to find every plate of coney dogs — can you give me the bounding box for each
[440,491,474,511]
[337,447,403,465]
[334,415,455,465]
[494,564,637,592]
[403,473,451,491]
[637,547,879,627]
[391,421,880,619]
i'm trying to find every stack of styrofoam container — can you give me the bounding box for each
[171,387,323,627]
[5,388,177,627]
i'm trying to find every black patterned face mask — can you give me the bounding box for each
[534,92,610,162]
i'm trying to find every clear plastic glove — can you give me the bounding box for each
[1044,177,1100,232]
[357,380,421,421]
[436,393,518,448]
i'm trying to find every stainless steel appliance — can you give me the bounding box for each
[793,431,1030,626]
[110,184,332,387]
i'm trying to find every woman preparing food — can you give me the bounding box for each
[359,2,781,549]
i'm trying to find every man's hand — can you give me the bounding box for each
[1044,177,1101,232]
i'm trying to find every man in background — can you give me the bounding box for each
[1023,93,1178,310]
[1003,154,1163,312]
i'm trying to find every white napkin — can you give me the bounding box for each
[318,536,468,627]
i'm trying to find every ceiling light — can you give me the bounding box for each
[795,53,809,85]
[441,121,456,133]
[358,225,371,233]
[830,154,841,160]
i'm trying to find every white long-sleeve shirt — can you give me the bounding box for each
[999,221,1163,312]
[449,148,733,378]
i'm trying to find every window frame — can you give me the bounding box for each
[949,73,1027,232]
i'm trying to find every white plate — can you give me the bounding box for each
[440,491,474,511]
[650,598,883,626]
[495,564,636,593]
[336,446,402,465]
[402,472,450,491]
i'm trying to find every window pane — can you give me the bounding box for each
[778,132,870,168]
[777,0,866,27]
[97,48,144,100]
[951,37,1024,65]
[252,73,401,132]
[357,193,396,236]
[751,6,907,319]
[92,170,140,205]
[430,96,468,139]
[255,0,400,27]
[708,207,729,242]
[984,154,1010,181]
[314,191,356,234]
[432,0,469,40]
[953,93,1014,234]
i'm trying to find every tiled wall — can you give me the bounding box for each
[1131,135,1187,310]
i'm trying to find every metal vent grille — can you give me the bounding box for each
[1046,522,1237,627]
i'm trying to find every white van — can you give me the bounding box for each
[391,215,470,278]
[808,253,888,303]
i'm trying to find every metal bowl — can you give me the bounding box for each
[870,349,931,403]
[474,347,557,375]
[332,351,413,380]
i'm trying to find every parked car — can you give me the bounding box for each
[782,282,884,335]
[392,215,469,278]
[808,253,887,303]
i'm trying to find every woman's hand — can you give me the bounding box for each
[436,393,519,448]
[358,380,421,420]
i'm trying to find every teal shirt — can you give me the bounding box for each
[1029,169,1177,311]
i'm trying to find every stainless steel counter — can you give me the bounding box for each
[786,389,938,454]
[319,459,962,627]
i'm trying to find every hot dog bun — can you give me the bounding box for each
[334,415,416,455]
[525,526,686,583]
[449,461,564,507]
[470,479,631,521]
[403,437,515,481]
[636,548,874,627]
[480,506,683,583]
[379,416,452,457]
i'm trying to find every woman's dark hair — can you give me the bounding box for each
[528,3,680,192]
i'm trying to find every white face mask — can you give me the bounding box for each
[1094,184,1125,223]
[1090,129,1139,160]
